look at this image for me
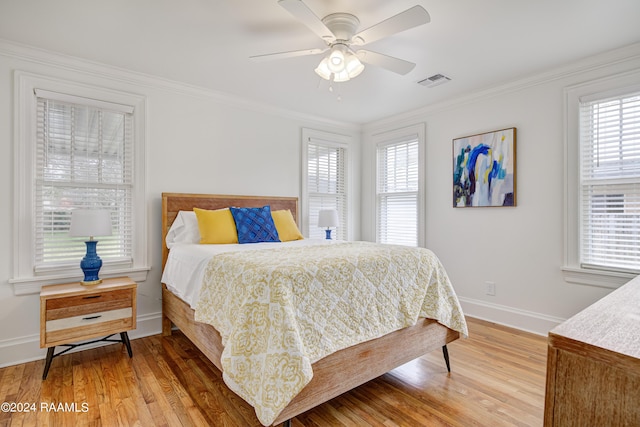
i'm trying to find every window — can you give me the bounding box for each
[374,125,424,247]
[579,91,640,272]
[35,91,134,270]
[377,138,419,246]
[12,72,148,294]
[563,71,640,288]
[302,128,350,240]
[372,124,425,246]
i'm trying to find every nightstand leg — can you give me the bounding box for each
[120,332,133,358]
[43,347,55,380]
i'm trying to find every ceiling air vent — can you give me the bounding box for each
[418,74,451,88]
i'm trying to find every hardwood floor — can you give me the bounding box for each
[0,317,547,426]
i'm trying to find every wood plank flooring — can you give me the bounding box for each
[0,317,547,426]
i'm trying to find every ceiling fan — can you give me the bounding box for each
[250,0,431,83]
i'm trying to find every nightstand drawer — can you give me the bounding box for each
[45,307,134,345]
[45,288,133,321]
[46,307,133,331]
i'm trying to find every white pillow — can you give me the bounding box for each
[165,211,200,248]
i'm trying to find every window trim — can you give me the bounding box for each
[372,123,426,247]
[301,128,353,240]
[10,71,149,294]
[563,69,640,288]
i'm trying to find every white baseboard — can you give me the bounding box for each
[0,301,563,368]
[459,296,566,336]
[0,312,163,369]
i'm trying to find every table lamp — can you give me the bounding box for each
[69,210,113,285]
[317,209,339,240]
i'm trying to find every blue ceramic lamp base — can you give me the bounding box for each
[80,240,103,286]
[325,229,333,240]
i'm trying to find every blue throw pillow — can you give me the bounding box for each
[229,205,281,244]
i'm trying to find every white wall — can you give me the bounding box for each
[0,41,360,367]
[362,44,640,335]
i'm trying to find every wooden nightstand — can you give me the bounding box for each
[40,276,137,380]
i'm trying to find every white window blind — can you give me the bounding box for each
[35,93,134,271]
[377,137,419,246]
[306,139,347,240]
[580,91,640,272]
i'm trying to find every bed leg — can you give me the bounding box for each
[281,420,292,427]
[442,345,451,372]
[162,314,173,337]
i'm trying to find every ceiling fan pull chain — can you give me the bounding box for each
[336,80,342,101]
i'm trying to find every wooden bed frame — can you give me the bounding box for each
[160,192,461,426]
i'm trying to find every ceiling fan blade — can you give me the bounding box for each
[250,47,326,62]
[278,0,335,41]
[353,5,430,45]
[356,50,416,75]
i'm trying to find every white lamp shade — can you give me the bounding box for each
[318,209,340,228]
[69,210,113,238]
[314,57,332,80]
[328,45,347,73]
[344,53,364,77]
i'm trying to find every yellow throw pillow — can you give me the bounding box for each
[193,207,238,244]
[271,209,304,242]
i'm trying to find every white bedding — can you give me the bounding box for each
[161,239,335,307]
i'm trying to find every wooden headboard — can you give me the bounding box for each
[161,193,299,269]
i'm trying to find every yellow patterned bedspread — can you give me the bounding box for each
[194,241,467,426]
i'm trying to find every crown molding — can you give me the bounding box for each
[363,42,640,132]
[3,38,638,136]
[0,38,360,131]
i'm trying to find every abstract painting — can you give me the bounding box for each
[453,128,516,207]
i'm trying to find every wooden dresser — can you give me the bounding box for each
[544,275,640,426]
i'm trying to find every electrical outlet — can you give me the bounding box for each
[485,281,496,296]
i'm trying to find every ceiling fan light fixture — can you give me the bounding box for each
[315,47,364,82]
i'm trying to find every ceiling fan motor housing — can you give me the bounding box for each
[321,13,360,43]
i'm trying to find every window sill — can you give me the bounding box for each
[562,266,637,289]
[9,267,150,295]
